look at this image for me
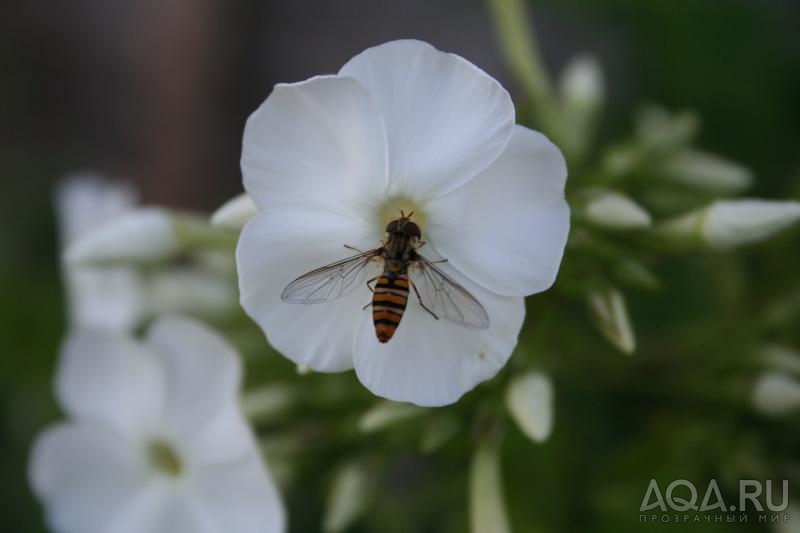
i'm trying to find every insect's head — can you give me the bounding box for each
[386,210,421,239]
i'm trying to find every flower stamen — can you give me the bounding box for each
[378,196,427,233]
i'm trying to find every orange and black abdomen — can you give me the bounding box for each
[372,272,409,343]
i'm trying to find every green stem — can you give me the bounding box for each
[486,0,559,134]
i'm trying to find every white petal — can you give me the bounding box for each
[352,272,525,407]
[56,330,165,438]
[56,176,145,332]
[426,126,569,297]
[29,423,154,533]
[144,316,253,464]
[237,208,382,372]
[242,75,388,216]
[505,372,554,443]
[339,40,515,199]
[55,174,138,246]
[211,193,259,230]
[188,452,286,533]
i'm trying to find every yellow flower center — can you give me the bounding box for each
[148,439,184,478]
[377,195,427,233]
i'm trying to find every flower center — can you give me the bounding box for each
[378,195,427,233]
[147,439,184,478]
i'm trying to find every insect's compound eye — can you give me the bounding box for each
[386,220,400,233]
[403,221,421,239]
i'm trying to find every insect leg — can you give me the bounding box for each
[344,244,365,253]
[365,276,377,293]
[409,278,439,320]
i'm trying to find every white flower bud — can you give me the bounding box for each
[703,199,800,249]
[759,344,800,375]
[662,149,753,193]
[587,287,636,355]
[323,461,374,533]
[582,190,652,230]
[470,442,511,533]
[657,199,800,249]
[357,401,425,434]
[145,268,237,319]
[560,54,605,110]
[65,207,180,266]
[241,384,297,421]
[774,502,800,533]
[505,371,554,443]
[66,208,237,266]
[753,372,800,416]
[558,55,605,161]
[211,193,259,229]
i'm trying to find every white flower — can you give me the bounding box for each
[236,39,570,406]
[29,316,285,533]
[505,371,554,443]
[55,175,144,332]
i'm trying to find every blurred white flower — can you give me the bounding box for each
[753,372,800,416]
[211,193,258,230]
[582,190,652,230]
[29,316,285,533]
[55,175,144,332]
[775,502,800,533]
[658,199,800,249]
[505,371,554,443]
[236,39,570,406]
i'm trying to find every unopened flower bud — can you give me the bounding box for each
[505,371,554,443]
[753,372,800,416]
[323,461,375,533]
[582,190,652,230]
[211,193,259,229]
[657,199,800,249]
[587,287,636,355]
[66,208,237,266]
[470,441,511,533]
[662,149,753,193]
[357,401,425,434]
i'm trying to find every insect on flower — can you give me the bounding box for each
[281,211,489,343]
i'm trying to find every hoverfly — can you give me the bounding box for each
[281,211,489,343]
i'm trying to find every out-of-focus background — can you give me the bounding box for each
[2,0,799,531]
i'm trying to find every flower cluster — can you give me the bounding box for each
[28,5,800,530]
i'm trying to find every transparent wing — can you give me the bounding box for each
[411,255,490,329]
[281,249,381,304]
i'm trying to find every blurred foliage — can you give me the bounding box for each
[2,0,799,532]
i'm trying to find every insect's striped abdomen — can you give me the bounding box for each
[372,273,409,343]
